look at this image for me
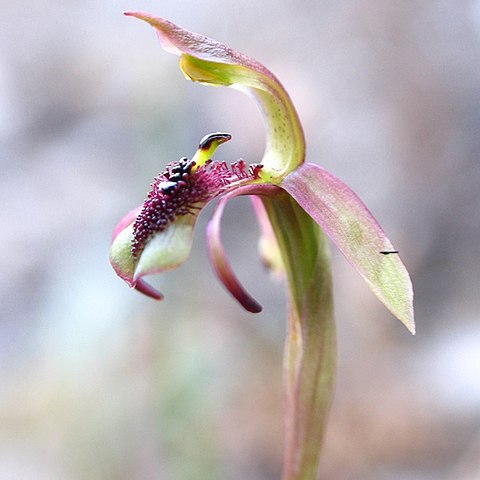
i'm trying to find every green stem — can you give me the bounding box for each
[263,191,336,480]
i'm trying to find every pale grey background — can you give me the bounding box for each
[1,1,480,479]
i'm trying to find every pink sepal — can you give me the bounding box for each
[206,184,281,313]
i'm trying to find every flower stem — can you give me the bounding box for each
[263,191,336,480]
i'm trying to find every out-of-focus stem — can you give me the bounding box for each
[263,191,336,480]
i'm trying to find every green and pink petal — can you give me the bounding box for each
[281,163,414,333]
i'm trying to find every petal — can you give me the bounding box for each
[206,184,282,313]
[124,12,305,182]
[250,196,284,278]
[281,163,415,333]
[109,208,196,302]
[109,220,162,300]
[111,206,141,242]
[133,214,196,282]
[134,279,164,300]
[109,221,136,285]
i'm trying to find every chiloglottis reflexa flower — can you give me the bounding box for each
[109,12,414,334]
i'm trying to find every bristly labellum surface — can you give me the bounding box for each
[132,156,261,258]
[132,133,262,258]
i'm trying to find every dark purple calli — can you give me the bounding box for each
[110,131,264,303]
[110,12,415,480]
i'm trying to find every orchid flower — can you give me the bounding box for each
[110,12,414,480]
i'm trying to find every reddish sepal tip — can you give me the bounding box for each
[134,279,163,300]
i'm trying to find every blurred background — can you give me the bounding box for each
[1,0,480,479]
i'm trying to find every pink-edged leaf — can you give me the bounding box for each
[206,184,282,313]
[282,162,415,333]
[124,12,304,181]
